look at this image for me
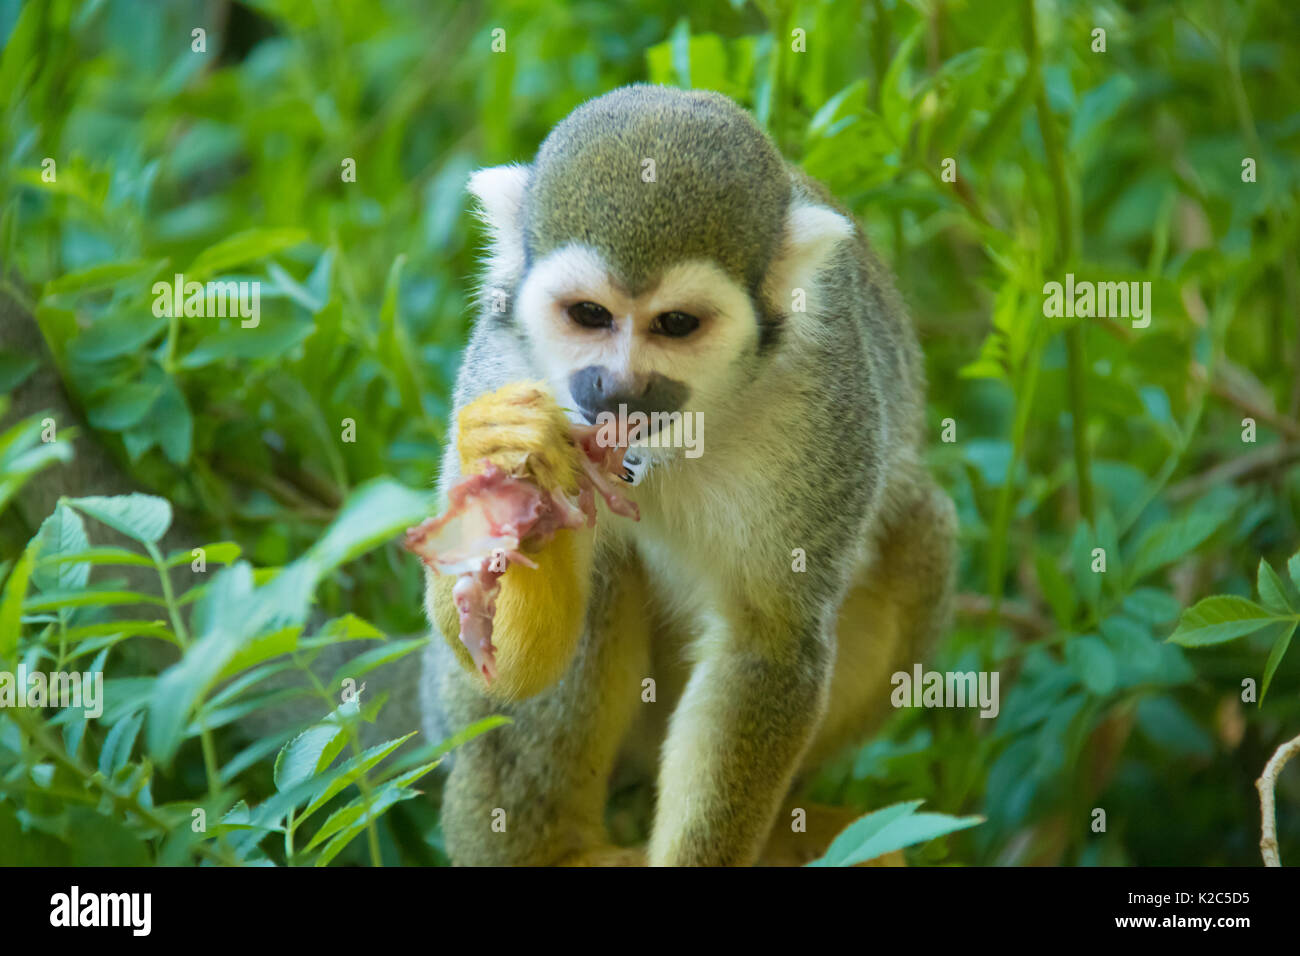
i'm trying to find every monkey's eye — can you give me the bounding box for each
[567,301,613,329]
[651,311,700,337]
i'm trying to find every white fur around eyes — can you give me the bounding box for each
[513,246,757,433]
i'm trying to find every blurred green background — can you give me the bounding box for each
[1,0,1298,866]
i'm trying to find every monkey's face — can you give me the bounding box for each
[466,88,856,468]
[514,244,757,461]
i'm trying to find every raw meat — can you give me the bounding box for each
[404,428,638,681]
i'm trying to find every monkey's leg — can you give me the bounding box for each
[807,477,956,768]
[760,477,957,864]
[647,605,832,867]
[435,559,651,866]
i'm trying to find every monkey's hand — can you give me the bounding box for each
[457,382,585,495]
[413,383,633,700]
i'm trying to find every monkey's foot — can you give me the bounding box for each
[556,845,647,867]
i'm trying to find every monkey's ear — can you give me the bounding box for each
[766,200,854,311]
[468,164,531,275]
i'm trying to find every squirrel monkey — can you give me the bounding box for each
[420,85,956,866]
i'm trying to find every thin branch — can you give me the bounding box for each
[1023,0,1091,524]
[1257,731,1300,867]
[956,592,1054,638]
[1168,443,1300,502]
[1203,375,1300,441]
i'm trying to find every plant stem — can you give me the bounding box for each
[148,541,218,801]
[285,807,295,865]
[1257,730,1300,866]
[1023,0,1092,526]
[988,337,1043,607]
[147,543,189,648]
[299,655,384,867]
[1064,329,1093,523]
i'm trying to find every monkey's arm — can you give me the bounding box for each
[649,602,832,866]
[425,382,595,701]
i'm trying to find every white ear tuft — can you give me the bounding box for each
[468,164,531,277]
[765,201,854,317]
[468,164,530,231]
[783,202,854,274]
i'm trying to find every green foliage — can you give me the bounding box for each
[807,801,984,867]
[1169,553,1300,703]
[0,475,501,865]
[2,0,1298,866]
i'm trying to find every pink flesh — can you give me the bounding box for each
[403,428,638,681]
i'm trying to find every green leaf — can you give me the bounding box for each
[378,715,508,783]
[267,261,324,312]
[1167,596,1285,647]
[1071,523,1102,611]
[87,383,164,431]
[308,759,440,865]
[377,254,430,422]
[216,625,303,682]
[880,23,924,144]
[35,546,153,570]
[146,628,241,765]
[302,613,385,647]
[807,79,868,138]
[1136,696,1213,758]
[186,228,310,282]
[304,478,430,572]
[807,800,983,867]
[1065,635,1117,696]
[274,717,349,793]
[0,424,73,514]
[31,503,91,593]
[312,786,422,866]
[43,259,162,296]
[187,562,252,639]
[60,619,177,649]
[60,807,151,866]
[67,314,167,363]
[327,638,425,692]
[1258,559,1294,614]
[23,588,165,612]
[98,710,145,777]
[152,377,194,465]
[1130,511,1226,582]
[179,318,315,369]
[1121,588,1181,625]
[1035,552,1075,627]
[669,17,691,87]
[1260,620,1297,705]
[1288,550,1300,590]
[0,543,35,658]
[0,0,39,112]
[297,732,415,825]
[1068,75,1136,152]
[66,494,173,545]
[165,541,241,569]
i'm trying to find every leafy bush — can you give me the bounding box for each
[0,469,510,864]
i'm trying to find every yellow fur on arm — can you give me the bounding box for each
[427,382,594,700]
